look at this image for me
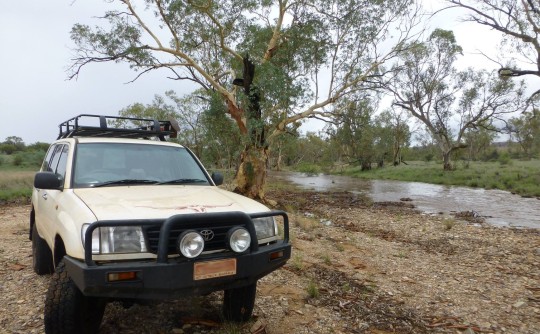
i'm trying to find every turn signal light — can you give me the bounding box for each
[107,271,138,282]
[269,250,284,261]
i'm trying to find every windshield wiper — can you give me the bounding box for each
[93,179,159,188]
[157,178,208,185]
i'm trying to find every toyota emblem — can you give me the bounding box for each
[200,229,214,241]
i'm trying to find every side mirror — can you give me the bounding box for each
[211,172,224,186]
[34,172,63,190]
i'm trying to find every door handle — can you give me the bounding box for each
[42,192,48,200]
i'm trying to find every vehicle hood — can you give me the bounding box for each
[74,186,269,221]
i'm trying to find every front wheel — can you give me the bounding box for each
[32,223,54,275]
[222,282,257,322]
[44,260,106,334]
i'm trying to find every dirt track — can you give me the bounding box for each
[1,187,540,333]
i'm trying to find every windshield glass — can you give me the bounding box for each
[73,143,210,188]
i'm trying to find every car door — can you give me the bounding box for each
[35,144,69,243]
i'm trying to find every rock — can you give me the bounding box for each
[320,219,332,226]
[400,197,413,202]
[462,328,476,334]
[172,329,184,334]
[513,301,526,308]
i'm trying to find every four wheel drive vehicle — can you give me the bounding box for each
[30,114,291,333]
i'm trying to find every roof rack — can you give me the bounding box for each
[57,114,179,141]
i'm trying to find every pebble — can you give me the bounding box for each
[513,301,526,308]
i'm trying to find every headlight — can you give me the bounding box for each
[82,224,147,254]
[252,217,278,241]
[228,227,251,253]
[178,231,204,258]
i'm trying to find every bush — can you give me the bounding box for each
[498,153,512,166]
[296,163,321,175]
[12,154,23,166]
[11,151,45,168]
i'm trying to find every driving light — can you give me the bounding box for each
[178,231,204,258]
[228,227,251,253]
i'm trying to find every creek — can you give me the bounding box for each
[273,171,540,229]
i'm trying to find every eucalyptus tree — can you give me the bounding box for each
[70,0,421,200]
[376,108,411,166]
[446,0,540,100]
[389,29,524,170]
[462,127,496,161]
[508,110,540,158]
[328,97,377,171]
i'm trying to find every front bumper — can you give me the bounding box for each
[66,211,291,300]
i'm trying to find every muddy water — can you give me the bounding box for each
[273,172,540,229]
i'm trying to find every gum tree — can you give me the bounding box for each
[388,29,524,170]
[70,0,420,201]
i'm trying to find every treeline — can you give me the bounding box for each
[0,136,49,168]
[116,93,540,173]
[2,103,538,173]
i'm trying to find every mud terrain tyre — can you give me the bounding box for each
[222,282,257,322]
[44,260,106,334]
[32,223,54,275]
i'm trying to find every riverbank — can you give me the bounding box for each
[335,159,540,198]
[1,177,539,333]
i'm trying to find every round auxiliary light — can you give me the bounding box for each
[178,231,204,258]
[228,227,251,253]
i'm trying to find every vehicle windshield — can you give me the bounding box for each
[73,143,210,188]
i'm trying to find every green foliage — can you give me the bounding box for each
[498,152,512,166]
[295,163,321,175]
[11,150,46,168]
[1,136,26,155]
[508,110,540,158]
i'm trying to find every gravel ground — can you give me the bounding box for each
[1,187,539,334]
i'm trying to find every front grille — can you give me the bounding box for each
[143,221,248,255]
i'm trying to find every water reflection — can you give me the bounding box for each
[274,172,540,229]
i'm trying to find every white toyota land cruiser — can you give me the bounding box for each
[30,114,291,333]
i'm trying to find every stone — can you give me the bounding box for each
[513,301,526,308]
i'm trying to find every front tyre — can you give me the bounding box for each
[222,282,257,322]
[44,260,106,334]
[32,223,54,275]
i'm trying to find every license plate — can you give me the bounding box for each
[193,258,237,281]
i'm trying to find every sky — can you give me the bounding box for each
[0,1,535,145]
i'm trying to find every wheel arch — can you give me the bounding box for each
[54,235,67,267]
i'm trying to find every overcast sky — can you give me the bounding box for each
[0,1,534,144]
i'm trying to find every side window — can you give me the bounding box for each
[48,145,64,174]
[41,145,56,172]
[55,145,69,178]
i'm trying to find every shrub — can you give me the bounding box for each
[12,154,23,166]
[296,163,321,175]
[306,281,320,299]
[498,153,512,166]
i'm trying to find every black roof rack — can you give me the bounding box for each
[58,114,179,141]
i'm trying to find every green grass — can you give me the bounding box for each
[0,168,35,203]
[337,159,540,197]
